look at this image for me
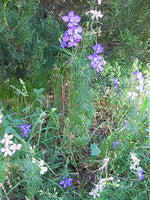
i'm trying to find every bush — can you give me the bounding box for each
[0,0,61,88]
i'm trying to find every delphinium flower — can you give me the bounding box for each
[89,177,114,199]
[59,177,73,189]
[60,11,82,48]
[87,10,103,20]
[128,91,138,100]
[18,123,31,138]
[62,11,81,28]
[61,26,82,48]
[87,53,104,73]
[138,168,144,181]
[113,77,120,91]
[130,152,140,171]
[89,188,100,199]
[129,152,145,181]
[93,43,104,54]
[113,140,119,148]
[97,0,102,4]
[32,158,48,175]
[132,70,146,93]
[0,133,22,157]
[88,43,105,73]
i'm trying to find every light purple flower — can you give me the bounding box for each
[18,123,31,138]
[60,26,82,48]
[88,52,104,73]
[93,43,104,54]
[113,140,119,148]
[59,177,73,189]
[138,169,144,181]
[132,71,146,93]
[132,70,143,81]
[113,77,120,90]
[62,11,81,27]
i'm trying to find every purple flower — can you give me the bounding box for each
[113,77,120,90]
[132,71,146,93]
[132,70,143,81]
[138,169,144,181]
[113,141,119,148]
[62,11,81,27]
[60,26,82,48]
[88,52,104,73]
[93,43,104,54]
[18,123,31,138]
[59,177,73,189]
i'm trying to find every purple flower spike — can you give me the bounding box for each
[113,77,120,90]
[60,26,82,48]
[138,169,144,181]
[60,11,82,48]
[87,52,104,73]
[113,141,119,148]
[18,123,31,138]
[93,43,104,54]
[59,177,73,189]
[62,11,81,27]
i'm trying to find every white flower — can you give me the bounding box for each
[130,152,140,171]
[97,0,102,4]
[9,144,17,154]
[1,147,13,157]
[89,10,103,20]
[0,133,22,157]
[128,91,137,100]
[89,189,100,199]
[96,178,107,192]
[0,133,13,146]
[32,157,36,164]
[16,144,22,150]
[39,160,45,167]
[9,143,22,154]
[40,166,47,175]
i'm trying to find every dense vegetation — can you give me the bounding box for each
[0,0,149,199]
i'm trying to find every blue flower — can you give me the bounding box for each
[138,169,144,181]
[60,11,82,48]
[113,77,120,90]
[87,52,104,73]
[93,43,104,54]
[59,177,73,189]
[62,11,81,27]
[113,140,119,148]
[61,26,82,48]
[18,123,31,138]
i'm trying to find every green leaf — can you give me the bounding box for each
[90,143,101,156]
[33,88,44,95]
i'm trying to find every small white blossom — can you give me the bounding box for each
[88,10,103,20]
[39,160,45,167]
[0,133,22,157]
[32,158,48,175]
[130,152,140,171]
[1,147,13,157]
[97,0,102,4]
[128,91,138,100]
[89,177,114,199]
[40,166,48,175]
[89,189,100,199]
[32,157,36,164]
[16,144,22,150]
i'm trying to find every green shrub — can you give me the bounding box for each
[0,0,61,88]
